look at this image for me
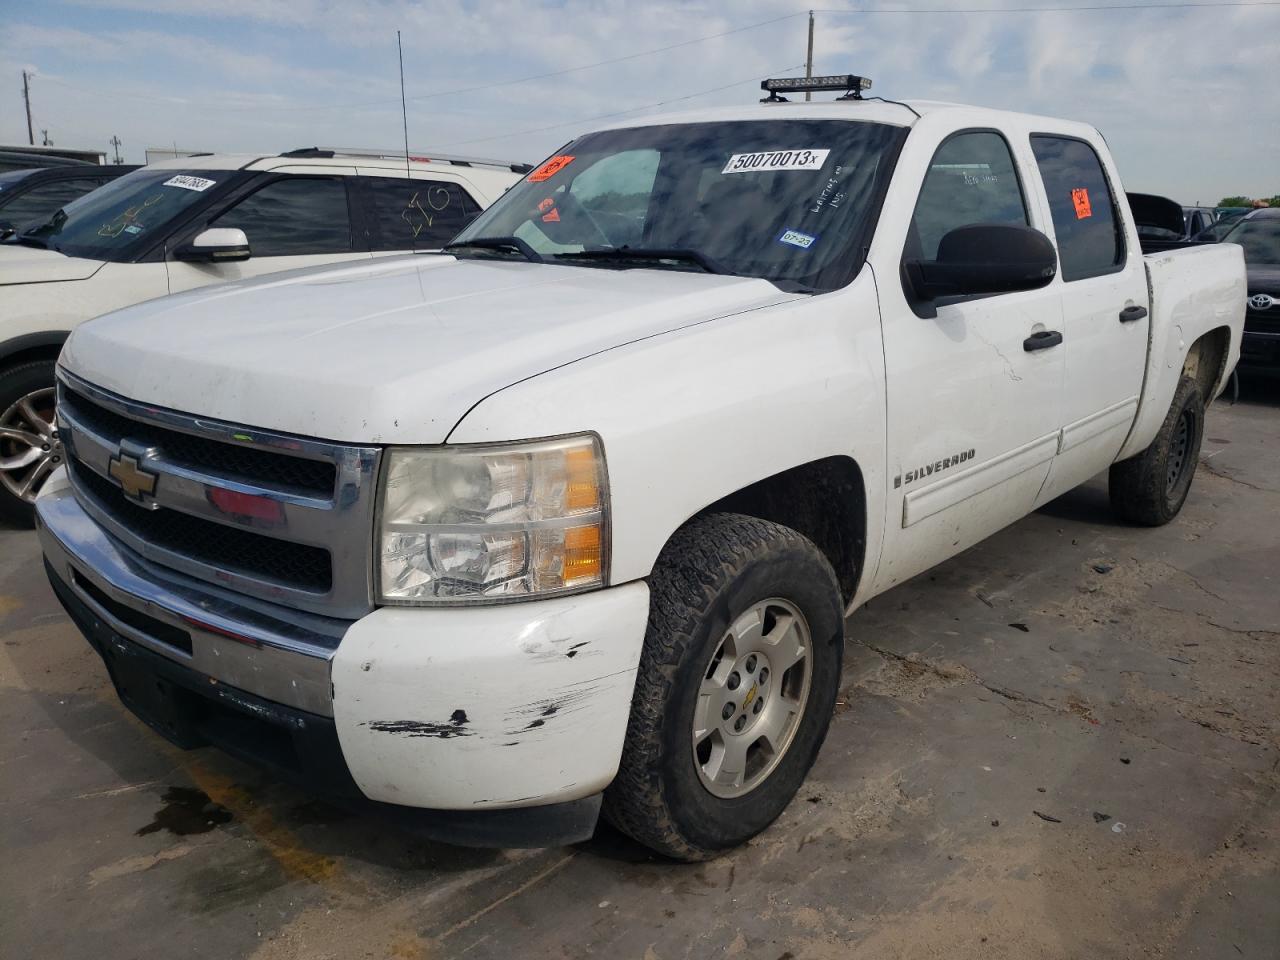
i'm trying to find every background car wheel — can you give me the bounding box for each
[0,359,61,528]
[603,512,844,861]
[1109,374,1204,527]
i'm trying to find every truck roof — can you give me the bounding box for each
[592,98,1101,141]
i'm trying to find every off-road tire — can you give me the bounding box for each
[1109,374,1204,526]
[0,359,58,528]
[603,512,844,861]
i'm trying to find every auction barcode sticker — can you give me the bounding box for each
[163,175,217,192]
[722,149,830,174]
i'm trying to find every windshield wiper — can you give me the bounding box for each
[553,246,729,275]
[443,236,544,264]
[8,233,49,249]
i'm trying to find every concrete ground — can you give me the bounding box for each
[2,379,1277,960]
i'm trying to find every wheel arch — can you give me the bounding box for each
[0,331,69,372]
[1182,325,1232,403]
[689,455,867,606]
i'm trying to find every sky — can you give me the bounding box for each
[1,0,1277,204]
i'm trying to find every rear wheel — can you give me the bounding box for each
[0,359,62,528]
[1109,374,1204,526]
[604,513,844,861]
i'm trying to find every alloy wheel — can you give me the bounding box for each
[0,387,61,504]
[692,598,813,799]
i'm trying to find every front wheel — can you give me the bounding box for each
[0,359,61,528]
[604,513,844,861]
[1109,374,1205,526]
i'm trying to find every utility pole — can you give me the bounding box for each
[22,70,35,145]
[805,10,815,102]
[110,135,123,165]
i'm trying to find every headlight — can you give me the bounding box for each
[377,434,608,604]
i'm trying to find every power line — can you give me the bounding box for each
[814,1,1278,12]
[445,65,807,147]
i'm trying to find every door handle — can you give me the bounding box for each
[1023,330,1063,352]
[1119,305,1148,323]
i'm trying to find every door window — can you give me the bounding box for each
[907,132,1028,261]
[366,177,481,250]
[1030,135,1124,281]
[212,177,352,256]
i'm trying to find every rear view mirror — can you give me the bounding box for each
[175,227,251,263]
[905,224,1057,301]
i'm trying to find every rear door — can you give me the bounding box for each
[165,174,370,293]
[1028,134,1149,503]
[872,128,1065,592]
[356,175,483,254]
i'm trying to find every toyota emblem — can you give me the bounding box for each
[1249,293,1276,311]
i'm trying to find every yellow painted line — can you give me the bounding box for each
[184,760,339,884]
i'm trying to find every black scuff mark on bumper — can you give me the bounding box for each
[365,710,472,739]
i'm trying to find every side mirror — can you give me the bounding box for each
[175,227,251,263]
[0,221,14,241]
[904,224,1057,301]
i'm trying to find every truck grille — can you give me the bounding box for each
[71,461,332,592]
[61,386,336,495]
[57,371,382,619]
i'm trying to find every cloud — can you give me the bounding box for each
[5,0,1278,198]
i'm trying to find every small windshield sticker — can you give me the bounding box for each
[123,224,143,234]
[537,197,560,223]
[723,149,830,175]
[528,155,575,182]
[777,227,818,250]
[1072,187,1092,219]
[163,175,217,192]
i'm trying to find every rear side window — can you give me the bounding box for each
[366,178,481,250]
[907,131,1028,261]
[1030,135,1124,281]
[0,177,103,225]
[212,177,353,256]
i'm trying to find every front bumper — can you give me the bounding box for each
[37,473,650,841]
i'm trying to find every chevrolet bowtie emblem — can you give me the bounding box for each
[108,453,157,500]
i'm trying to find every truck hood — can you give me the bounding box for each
[62,255,799,444]
[0,244,105,285]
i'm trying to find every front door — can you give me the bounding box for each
[166,174,369,294]
[872,129,1065,593]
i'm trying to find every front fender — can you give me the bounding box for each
[446,273,887,598]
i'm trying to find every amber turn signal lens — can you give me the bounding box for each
[563,524,602,584]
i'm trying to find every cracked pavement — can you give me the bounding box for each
[1,377,1276,960]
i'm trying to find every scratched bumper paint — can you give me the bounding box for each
[331,582,650,810]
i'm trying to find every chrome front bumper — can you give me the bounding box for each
[36,471,347,716]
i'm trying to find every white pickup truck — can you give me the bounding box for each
[36,76,1244,861]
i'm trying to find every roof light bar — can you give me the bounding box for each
[760,74,873,103]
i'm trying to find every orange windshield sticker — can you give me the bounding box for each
[1072,187,1092,220]
[528,155,575,182]
[541,208,560,223]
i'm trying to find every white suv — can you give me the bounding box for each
[0,148,526,523]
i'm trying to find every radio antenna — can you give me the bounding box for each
[397,30,411,180]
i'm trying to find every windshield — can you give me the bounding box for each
[1225,218,1280,266]
[451,119,904,292]
[17,168,238,260]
